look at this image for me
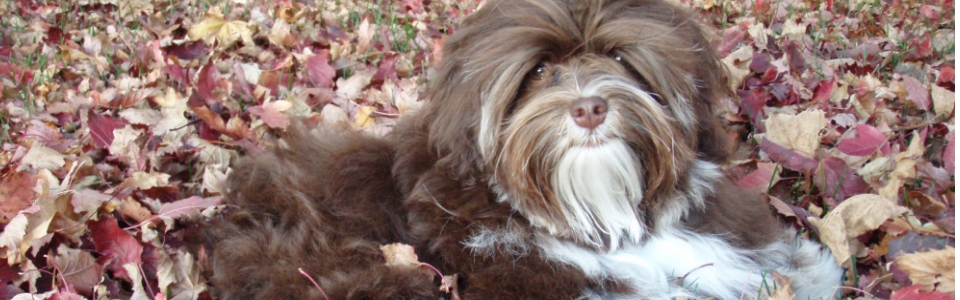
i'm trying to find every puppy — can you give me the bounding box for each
[203,0,844,299]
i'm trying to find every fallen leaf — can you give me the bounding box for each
[17,144,67,172]
[89,217,144,280]
[188,13,253,48]
[306,50,336,88]
[930,85,955,118]
[760,138,819,173]
[354,106,377,128]
[891,284,953,300]
[70,189,114,214]
[87,112,126,149]
[158,196,222,219]
[736,162,780,193]
[895,247,955,294]
[0,214,28,265]
[51,245,102,294]
[808,194,910,265]
[122,262,149,300]
[248,100,292,129]
[902,76,931,110]
[380,243,420,269]
[0,172,37,222]
[879,131,925,201]
[764,110,827,158]
[836,124,889,156]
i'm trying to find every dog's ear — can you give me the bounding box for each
[421,3,557,177]
[690,25,734,163]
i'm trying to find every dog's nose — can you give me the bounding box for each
[570,97,608,130]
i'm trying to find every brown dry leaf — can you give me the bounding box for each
[16,144,67,171]
[895,247,955,294]
[357,19,374,55]
[879,131,925,201]
[764,110,828,158]
[0,214,28,265]
[931,85,955,118]
[808,194,910,265]
[380,243,420,269]
[721,46,753,90]
[122,262,150,300]
[53,244,102,294]
[767,271,795,300]
[121,197,153,223]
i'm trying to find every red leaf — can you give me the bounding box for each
[891,284,953,300]
[88,217,143,280]
[306,50,336,88]
[760,138,818,173]
[87,111,126,149]
[716,26,747,57]
[196,60,221,103]
[936,66,954,86]
[740,88,770,126]
[0,171,36,222]
[903,76,931,110]
[736,162,779,193]
[943,131,954,174]
[811,78,836,103]
[816,156,869,201]
[836,124,888,156]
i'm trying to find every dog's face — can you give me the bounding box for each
[424,0,730,250]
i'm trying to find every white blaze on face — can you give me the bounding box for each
[553,141,644,251]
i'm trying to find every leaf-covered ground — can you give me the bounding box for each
[0,0,953,299]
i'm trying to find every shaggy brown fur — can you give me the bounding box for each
[201,0,835,299]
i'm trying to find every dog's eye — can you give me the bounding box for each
[530,64,548,80]
[614,55,622,62]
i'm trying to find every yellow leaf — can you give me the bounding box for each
[354,106,377,128]
[188,15,252,48]
[879,131,924,201]
[895,247,955,294]
[808,194,910,265]
[188,15,227,45]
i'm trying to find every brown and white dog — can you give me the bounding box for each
[202,0,844,299]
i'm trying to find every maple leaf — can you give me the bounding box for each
[88,217,144,280]
[87,111,126,149]
[16,143,66,172]
[902,76,932,110]
[895,247,955,294]
[306,50,336,88]
[735,162,780,193]
[248,100,293,129]
[808,194,910,265]
[835,124,890,156]
[763,110,827,158]
[51,245,102,294]
[188,13,253,48]
[0,172,37,222]
[760,138,819,173]
[891,284,954,300]
[0,214,28,265]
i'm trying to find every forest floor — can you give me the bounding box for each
[0,0,954,299]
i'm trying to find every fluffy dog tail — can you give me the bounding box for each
[201,125,438,299]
